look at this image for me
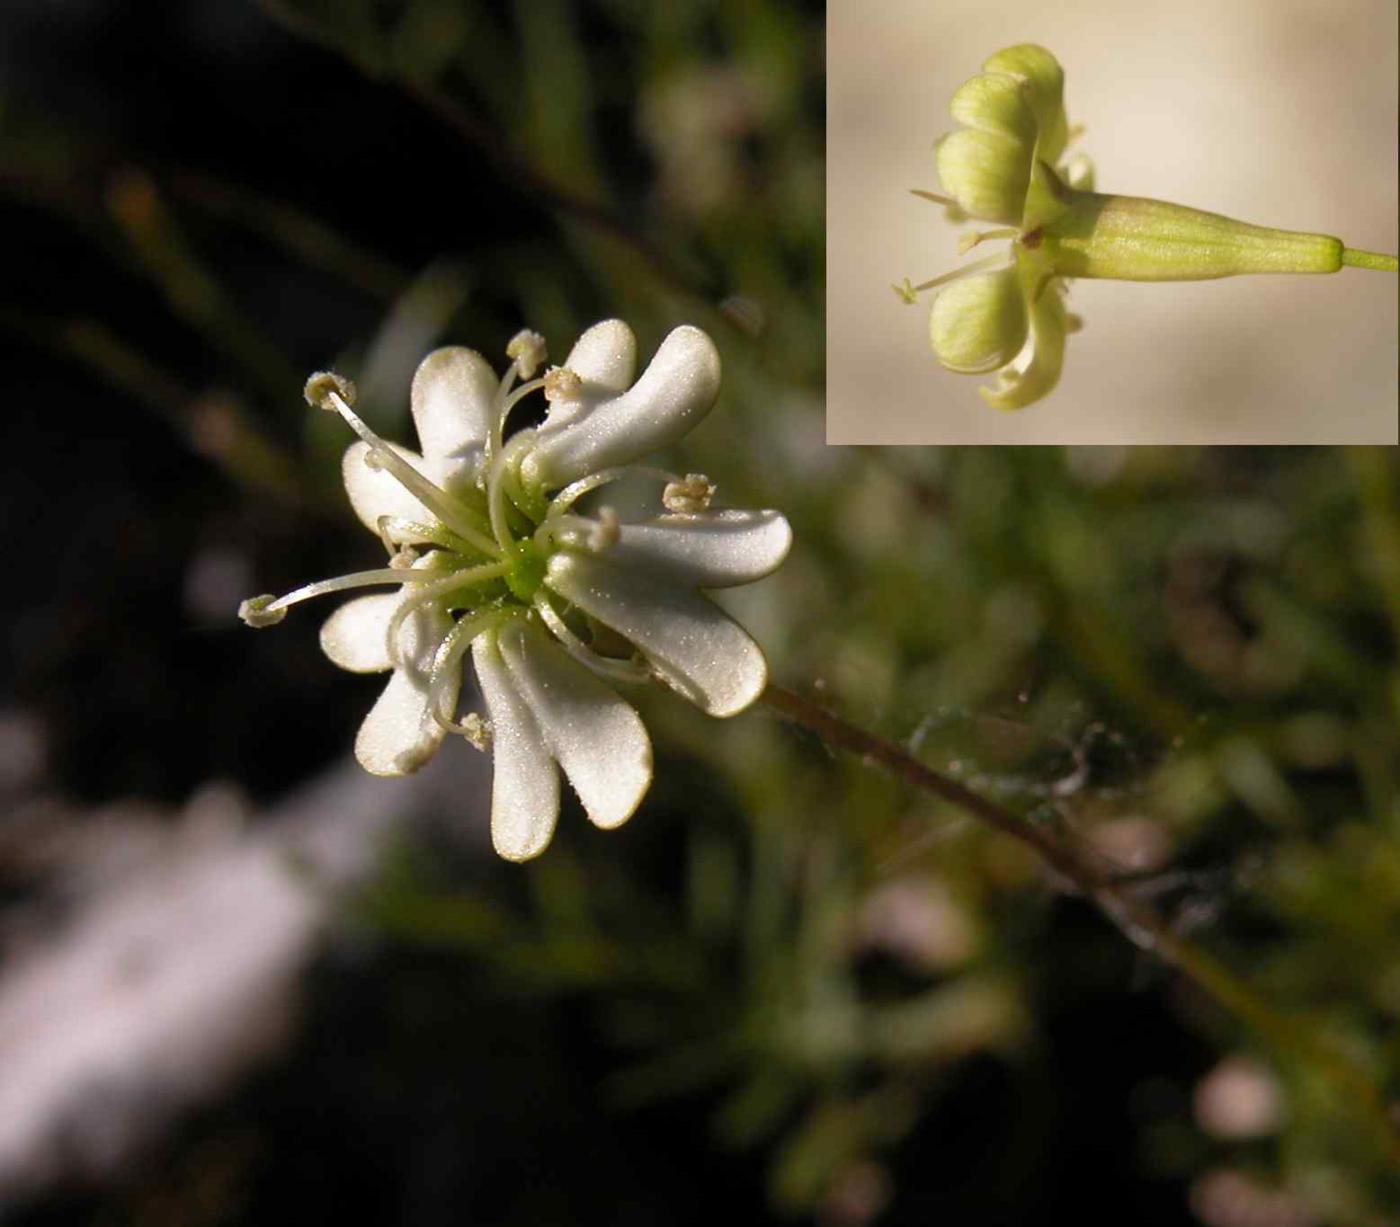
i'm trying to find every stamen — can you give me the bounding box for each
[663,473,715,513]
[542,464,682,522]
[532,595,650,686]
[237,566,454,627]
[457,713,493,751]
[316,386,500,555]
[910,190,959,209]
[393,745,436,775]
[542,366,582,403]
[487,432,535,552]
[238,595,286,628]
[545,468,629,519]
[375,515,495,562]
[586,507,620,552]
[892,252,1013,302]
[958,228,1018,255]
[425,607,511,736]
[498,448,549,524]
[304,371,357,411]
[505,330,547,380]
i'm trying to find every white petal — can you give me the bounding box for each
[605,510,792,588]
[563,319,637,397]
[473,629,560,861]
[353,599,454,776]
[498,620,651,830]
[341,440,438,532]
[539,320,639,434]
[410,346,496,471]
[522,325,721,489]
[545,552,767,717]
[320,593,397,673]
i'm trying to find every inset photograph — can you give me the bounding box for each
[827,0,1399,444]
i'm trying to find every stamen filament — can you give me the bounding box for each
[543,464,679,521]
[911,190,959,208]
[385,562,512,669]
[958,228,1018,255]
[894,252,1012,303]
[488,433,534,552]
[532,594,651,686]
[323,391,501,554]
[249,566,459,619]
[376,516,495,561]
[427,607,513,732]
[485,359,522,465]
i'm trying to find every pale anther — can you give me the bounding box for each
[505,330,547,379]
[663,473,716,514]
[587,506,620,552]
[304,371,357,412]
[460,713,492,752]
[958,228,1019,255]
[542,365,582,403]
[238,594,287,628]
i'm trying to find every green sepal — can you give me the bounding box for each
[1022,159,1073,233]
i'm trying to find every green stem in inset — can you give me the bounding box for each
[1341,247,1399,272]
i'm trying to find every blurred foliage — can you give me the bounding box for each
[2,1,1398,1224]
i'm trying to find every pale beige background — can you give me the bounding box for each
[827,0,1398,444]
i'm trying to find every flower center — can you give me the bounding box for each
[239,329,660,750]
[504,538,548,603]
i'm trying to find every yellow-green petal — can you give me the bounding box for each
[982,44,1068,166]
[948,72,1037,146]
[978,284,1068,410]
[936,128,1029,226]
[930,266,1029,374]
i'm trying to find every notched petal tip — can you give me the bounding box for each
[982,44,1069,165]
[499,621,652,832]
[562,318,638,397]
[523,324,722,490]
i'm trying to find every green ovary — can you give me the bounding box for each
[504,539,549,603]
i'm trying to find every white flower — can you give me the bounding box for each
[240,321,791,861]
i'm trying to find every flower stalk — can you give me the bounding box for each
[760,681,1400,1162]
